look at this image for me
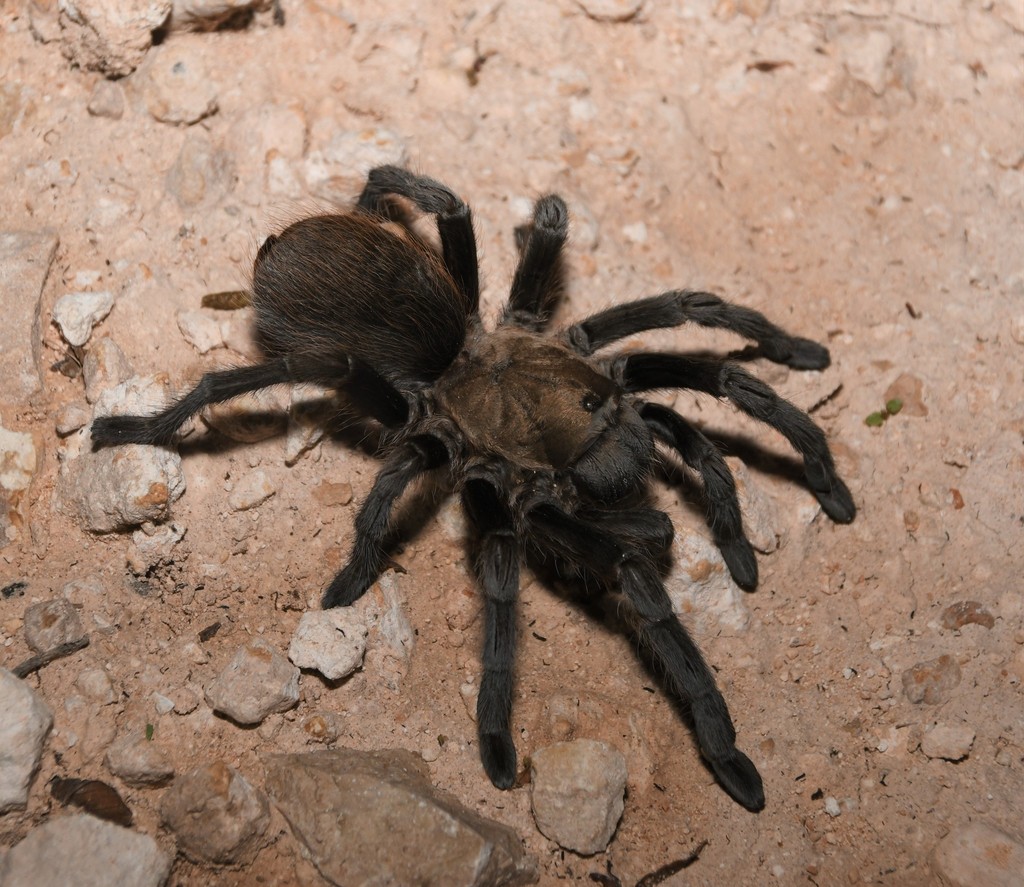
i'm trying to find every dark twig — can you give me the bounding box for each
[12,636,90,678]
[636,840,710,887]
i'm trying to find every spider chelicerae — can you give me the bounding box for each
[92,166,855,811]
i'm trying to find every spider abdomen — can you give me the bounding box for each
[251,214,469,386]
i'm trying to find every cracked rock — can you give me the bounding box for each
[264,748,537,886]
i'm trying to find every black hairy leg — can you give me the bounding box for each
[523,501,765,811]
[639,401,757,589]
[90,361,292,447]
[503,194,569,329]
[462,478,520,789]
[567,289,830,370]
[615,353,856,524]
[90,354,409,448]
[321,436,449,609]
[356,165,480,313]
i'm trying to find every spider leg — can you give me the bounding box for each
[90,360,292,446]
[462,477,520,789]
[523,501,765,811]
[90,354,409,448]
[567,290,830,370]
[639,401,757,589]
[614,354,856,524]
[356,165,479,313]
[321,436,448,608]
[502,194,569,329]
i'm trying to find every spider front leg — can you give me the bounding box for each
[639,401,757,589]
[462,477,521,789]
[502,194,569,329]
[524,501,765,811]
[322,435,448,608]
[567,290,830,370]
[615,353,856,524]
[356,165,480,312]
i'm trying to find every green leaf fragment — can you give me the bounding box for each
[145,723,154,741]
[885,398,903,415]
[865,412,885,427]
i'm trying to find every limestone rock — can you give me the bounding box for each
[529,739,627,855]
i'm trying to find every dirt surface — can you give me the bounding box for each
[1,1,1022,885]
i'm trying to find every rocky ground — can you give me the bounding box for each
[1,0,1022,885]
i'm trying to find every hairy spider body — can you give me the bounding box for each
[92,166,856,813]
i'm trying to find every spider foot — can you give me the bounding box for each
[766,336,831,371]
[91,414,167,447]
[718,536,758,590]
[708,749,765,812]
[479,731,517,790]
[814,477,856,524]
[321,567,370,609]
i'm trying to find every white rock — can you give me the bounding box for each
[82,337,133,403]
[140,41,219,125]
[288,609,369,681]
[304,128,407,203]
[932,822,1024,887]
[666,530,750,633]
[530,739,627,855]
[0,813,172,886]
[177,308,226,353]
[727,458,784,554]
[105,729,175,785]
[0,424,38,493]
[0,230,59,400]
[57,0,173,77]
[228,470,276,511]
[60,441,185,533]
[52,290,114,347]
[205,638,300,725]
[0,670,54,814]
[920,723,975,761]
[840,30,893,96]
[76,668,116,705]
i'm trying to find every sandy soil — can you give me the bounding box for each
[1,0,1022,884]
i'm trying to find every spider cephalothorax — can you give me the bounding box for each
[92,166,856,812]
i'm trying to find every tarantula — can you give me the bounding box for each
[92,166,855,812]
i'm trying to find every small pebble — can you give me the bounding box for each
[228,470,276,511]
[920,723,975,761]
[824,796,841,817]
[902,655,961,705]
[87,80,125,119]
[205,638,300,725]
[23,598,85,654]
[941,601,995,631]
